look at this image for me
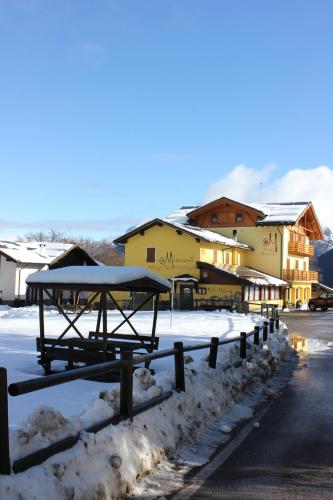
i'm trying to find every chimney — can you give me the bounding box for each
[233,229,238,242]
[38,243,47,258]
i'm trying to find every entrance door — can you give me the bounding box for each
[179,284,194,310]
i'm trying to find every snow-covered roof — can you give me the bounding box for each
[199,262,287,287]
[246,202,309,225]
[169,200,311,226]
[165,206,200,225]
[170,221,251,249]
[0,240,74,265]
[114,218,252,250]
[26,265,171,291]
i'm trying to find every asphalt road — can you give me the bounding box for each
[183,310,333,499]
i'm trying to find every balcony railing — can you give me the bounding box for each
[288,241,314,257]
[282,269,318,282]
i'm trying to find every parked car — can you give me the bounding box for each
[308,292,333,311]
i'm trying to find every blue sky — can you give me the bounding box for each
[1,0,333,239]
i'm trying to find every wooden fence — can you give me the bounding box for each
[0,308,279,476]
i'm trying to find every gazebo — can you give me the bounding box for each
[26,266,171,374]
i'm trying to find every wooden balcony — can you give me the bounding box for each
[282,269,318,282]
[288,241,314,257]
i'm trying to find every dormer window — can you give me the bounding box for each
[211,213,218,223]
[235,213,243,222]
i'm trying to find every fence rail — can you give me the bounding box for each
[0,308,280,475]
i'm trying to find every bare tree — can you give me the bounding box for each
[17,230,124,266]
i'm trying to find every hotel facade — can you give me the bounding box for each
[114,197,323,309]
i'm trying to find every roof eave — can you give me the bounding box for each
[187,196,266,219]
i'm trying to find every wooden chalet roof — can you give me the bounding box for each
[197,261,288,287]
[187,197,265,220]
[187,197,324,240]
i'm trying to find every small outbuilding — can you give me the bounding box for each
[26,266,171,374]
[0,240,97,305]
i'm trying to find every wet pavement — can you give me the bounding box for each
[182,310,333,499]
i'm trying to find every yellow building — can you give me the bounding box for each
[186,197,323,306]
[114,200,292,309]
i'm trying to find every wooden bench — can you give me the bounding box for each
[88,331,159,353]
[36,332,159,374]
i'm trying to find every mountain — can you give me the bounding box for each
[314,226,333,257]
[313,226,333,286]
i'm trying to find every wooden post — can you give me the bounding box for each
[102,292,108,356]
[208,337,219,368]
[38,287,46,371]
[174,342,185,391]
[263,321,268,341]
[270,317,274,334]
[245,302,248,315]
[254,325,260,345]
[240,332,247,359]
[275,312,280,330]
[152,293,159,336]
[0,368,10,475]
[120,351,133,420]
[260,303,263,316]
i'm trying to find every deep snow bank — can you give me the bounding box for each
[0,325,288,499]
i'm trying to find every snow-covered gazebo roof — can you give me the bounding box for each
[26,265,171,292]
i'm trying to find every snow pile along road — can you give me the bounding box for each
[0,322,289,499]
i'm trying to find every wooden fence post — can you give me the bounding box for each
[208,337,219,368]
[269,317,274,334]
[0,368,10,475]
[174,342,185,391]
[263,321,268,342]
[254,326,260,345]
[275,313,280,330]
[120,351,133,420]
[240,332,247,359]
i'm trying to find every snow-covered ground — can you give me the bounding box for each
[0,305,288,499]
[0,305,262,424]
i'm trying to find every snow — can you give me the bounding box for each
[209,264,287,286]
[115,217,252,249]
[165,206,200,225]
[0,240,74,265]
[0,306,288,498]
[169,221,251,249]
[26,265,171,290]
[248,202,309,224]
[165,201,309,227]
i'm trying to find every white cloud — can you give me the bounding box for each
[204,165,333,229]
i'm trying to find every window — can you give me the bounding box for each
[146,248,155,263]
[197,287,207,295]
[211,213,218,223]
[235,213,243,222]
